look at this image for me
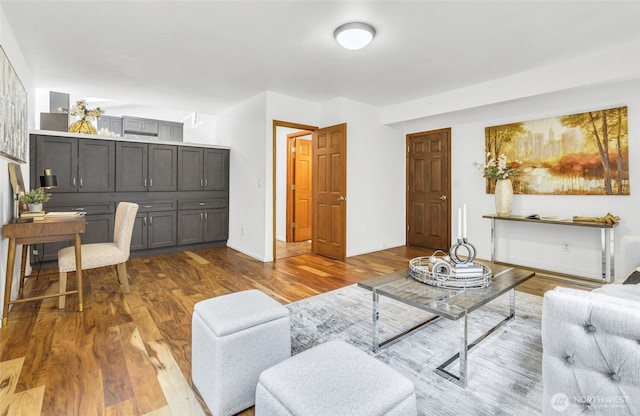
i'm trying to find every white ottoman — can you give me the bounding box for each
[192,289,290,416]
[255,340,417,416]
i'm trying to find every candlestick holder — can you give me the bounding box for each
[449,238,477,264]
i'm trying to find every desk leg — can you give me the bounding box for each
[74,234,83,312]
[18,245,28,296]
[3,239,17,326]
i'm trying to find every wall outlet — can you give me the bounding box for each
[562,241,570,253]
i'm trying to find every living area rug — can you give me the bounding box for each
[286,284,543,416]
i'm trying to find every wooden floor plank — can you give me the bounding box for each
[0,245,596,415]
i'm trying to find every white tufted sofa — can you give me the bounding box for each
[541,285,640,415]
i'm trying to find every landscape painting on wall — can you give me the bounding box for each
[484,106,629,195]
[0,45,28,163]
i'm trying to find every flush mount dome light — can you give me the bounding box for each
[334,22,376,50]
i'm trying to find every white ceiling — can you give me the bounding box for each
[3,1,640,115]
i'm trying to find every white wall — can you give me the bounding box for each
[215,92,268,260]
[1,3,34,326]
[395,79,640,281]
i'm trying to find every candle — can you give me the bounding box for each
[457,208,462,240]
[463,203,467,239]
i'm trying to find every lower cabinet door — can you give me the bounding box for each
[130,213,149,251]
[148,211,177,248]
[204,209,229,242]
[178,210,204,245]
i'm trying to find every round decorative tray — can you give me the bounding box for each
[408,257,492,289]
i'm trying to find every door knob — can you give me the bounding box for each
[337,196,346,202]
[439,195,447,200]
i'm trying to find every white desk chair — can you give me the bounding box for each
[57,202,139,308]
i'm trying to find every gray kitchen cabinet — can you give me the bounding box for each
[30,133,228,264]
[158,121,184,142]
[177,198,228,245]
[32,135,115,192]
[132,211,177,250]
[97,115,123,136]
[116,142,177,192]
[178,147,229,191]
[122,116,159,136]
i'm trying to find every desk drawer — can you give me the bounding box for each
[179,198,227,210]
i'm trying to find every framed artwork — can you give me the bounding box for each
[0,45,28,163]
[484,106,629,195]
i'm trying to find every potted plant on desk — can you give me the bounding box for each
[22,188,51,213]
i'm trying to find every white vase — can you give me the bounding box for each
[495,179,513,217]
[28,203,43,213]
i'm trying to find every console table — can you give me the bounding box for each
[2,216,85,326]
[483,214,618,282]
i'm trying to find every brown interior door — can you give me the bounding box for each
[407,128,451,250]
[293,137,312,241]
[312,123,347,261]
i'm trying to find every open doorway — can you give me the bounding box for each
[273,120,348,262]
[274,121,317,260]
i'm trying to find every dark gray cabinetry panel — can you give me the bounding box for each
[178,147,229,191]
[177,199,228,245]
[78,140,115,192]
[30,134,227,263]
[116,143,177,192]
[35,135,77,192]
[149,145,178,191]
[130,201,177,251]
[33,136,115,192]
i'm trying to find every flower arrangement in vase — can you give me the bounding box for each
[477,153,519,217]
[60,100,105,135]
[22,187,51,212]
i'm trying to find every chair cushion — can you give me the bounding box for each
[58,243,129,272]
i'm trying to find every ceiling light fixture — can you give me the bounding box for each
[334,22,376,50]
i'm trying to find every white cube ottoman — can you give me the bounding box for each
[255,340,417,416]
[192,289,291,416]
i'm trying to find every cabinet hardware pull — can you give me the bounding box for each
[144,178,147,187]
[200,213,203,221]
[143,217,147,226]
[149,178,153,187]
[143,205,152,208]
[149,216,153,225]
[205,179,208,187]
[199,202,205,206]
[204,213,208,221]
[200,178,203,188]
[75,207,85,211]
[80,178,83,188]
[73,177,76,187]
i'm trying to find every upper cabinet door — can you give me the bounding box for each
[204,149,229,191]
[78,139,115,192]
[178,147,204,191]
[148,144,177,191]
[116,142,148,192]
[35,136,78,192]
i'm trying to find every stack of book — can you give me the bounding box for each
[453,262,484,277]
[20,211,45,221]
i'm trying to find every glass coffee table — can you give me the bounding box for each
[357,261,534,387]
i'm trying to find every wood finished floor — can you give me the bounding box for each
[0,245,599,415]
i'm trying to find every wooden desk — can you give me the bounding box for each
[2,216,85,326]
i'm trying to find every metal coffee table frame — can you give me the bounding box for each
[358,263,534,388]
